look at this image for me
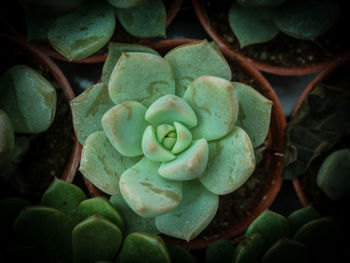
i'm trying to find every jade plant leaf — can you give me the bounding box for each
[158,139,209,181]
[228,2,279,47]
[237,0,286,8]
[102,101,148,157]
[145,95,198,128]
[232,233,265,263]
[109,52,175,107]
[119,157,182,217]
[115,0,166,38]
[199,127,255,195]
[155,180,219,241]
[107,0,144,8]
[284,83,350,179]
[77,196,124,232]
[262,238,308,263]
[142,126,176,162]
[116,232,171,263]
[287,206,321,237]
[41,179,87,223]
[316,148,350,200]
[70,82,114,144]
[72,215,123,263]
[245,210,289,248]
[184,76,238,141]
[0,65,56,134]
[14,206,73,261]
[167,243,196,263]
[0,110,15,166]
[165,40,232,97]
[80,131,141,195]
[48,0,115,61]
[206,240,236,263]
[110,195,160,235]
[102,42,160,83]
[274,0,340,40]
[234,82,272,148]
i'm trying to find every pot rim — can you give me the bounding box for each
[0,34,82,184]
[82,37,286,249]
[10,0,184,64]
[192,0,348,76]
[290,51,350,206]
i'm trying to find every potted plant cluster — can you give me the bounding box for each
[0,34,80,203]
[193,0,350,75]
[2,0,184,63]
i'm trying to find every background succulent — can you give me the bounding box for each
[22,0,167,60]
[228,0,340,47]
[70,40,272,241]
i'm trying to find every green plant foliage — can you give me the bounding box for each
[115,0,166,38]
[72,215,123,263]
[41,178,87,222]
[206,240,235,263]
[316,148,350,200]
[167,243,196,263]
[0,110,15,166]
[116,232,171,263]
[232,233,265,263]
[287,206,321,237]
[0,65,57,134]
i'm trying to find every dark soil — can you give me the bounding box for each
[205,0,350,67]
[0,40,74,203]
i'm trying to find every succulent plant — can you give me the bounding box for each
[70,40,272,241]
[23,0,167,60]
[228,0,340,47]
[206,206,340,263]
[2,178,195,263]
[0,65,56,176]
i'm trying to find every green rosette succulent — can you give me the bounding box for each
[70,40,272,241]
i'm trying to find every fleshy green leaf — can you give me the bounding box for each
[13,206,73,261]
[232,233,265,263]
[316,148,350,200]
[206,240,236,263]
[110,195,160,235]
[274,0,340,40]
[171,122,192,154]
[115,0,166,38]
[199,127,255,195]
[70,82,115,145]
[109,52,175,107]
[283,83,350,179]
[183,76,238,141]
[80,131,141,195]
[119,157,182,218]
[167,243,196,263]
[262,238,307,263]
[164,40,232,97]
[287,206,321,237]
[237,0,286,8]
[116,232,171,263]
[228,2,279,47]
[72,215,123,263]
[145,95,198,129]
[234,82,272,148]
[48,1,115,61]
[245,210,289,248]
[0,110,15,166]
[102,42,160,83]
[155,180,219,241]
[142,126,176,162]
[107,0,144,8]
[157,124,176,143]
[102,101,148,157]
[77,196,124,232]
[0,65,56,134]
[41,179,86,222]
[159,139,209,181]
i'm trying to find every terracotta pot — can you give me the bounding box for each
[0,34,81,185]
[291,52,350,206]
[192,0,348,76]
[82,38,286,250]
[3,0,184,64]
